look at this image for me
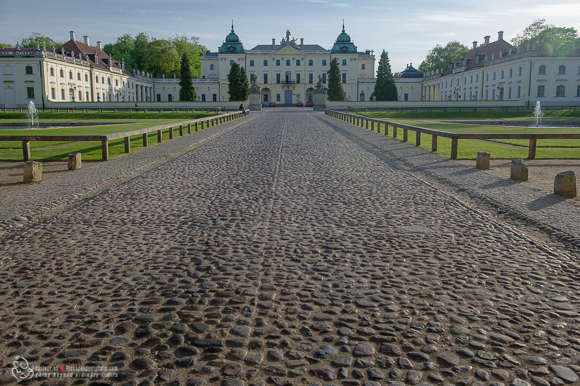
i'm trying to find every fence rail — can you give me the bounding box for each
[0,111,248,161]
[326,110,580,159]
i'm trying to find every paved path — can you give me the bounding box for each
[1,109,579,386]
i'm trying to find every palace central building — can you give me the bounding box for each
[199,24,376,104]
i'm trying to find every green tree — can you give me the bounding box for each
[239,66,249,101]
[143,39,179,77]
[511,19,579,51]
[371,50,398,101]
[227,62,242,101]
[20,32,61,48]
[327,58,345,101]
[418,41,470,75]
[0,43,13,49]
[106,34,136,69]
[168,34,206,79]
[133,32,150,71]
[179,52,196,101]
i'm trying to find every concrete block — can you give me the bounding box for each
[510,159,528,181]
[23,161,42,183]
[476,152,490,170]
[554,171,577,198]
[68,153,82,170]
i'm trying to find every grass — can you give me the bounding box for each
[354,110,580,159]
[0,112,220,161]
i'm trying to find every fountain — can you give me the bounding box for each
[533,100,544,127]
[26,101,39,129]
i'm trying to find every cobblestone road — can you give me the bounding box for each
[1,109,580,386]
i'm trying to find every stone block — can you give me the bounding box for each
[23,161,42,183]
[476,152,490,170]
[510,159,528,182]
[554,171,577,198]
[68,153,82,170]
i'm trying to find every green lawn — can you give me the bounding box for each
[0,112,220,161]
[354,110,580,159]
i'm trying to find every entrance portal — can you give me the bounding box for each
[284,90,292,104]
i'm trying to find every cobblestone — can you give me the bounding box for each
[0,109,579,385]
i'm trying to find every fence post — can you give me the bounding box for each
[528,138,537,159]
[432,135,437,152]
[124,137,131,153]
[179,125,183,136]
[451,137,458,159]
[188,123,191,134]
[416,131,421,146]
[384,124,389,136]
[157,129,162,143]
[143,133,148,147]
[365,119,369,130]
[195,122,199,132]
[371,121,374,132]
[201,121,205,130]
[403,129,408,142]
[22,140,30,161]
[169,127,174,139]
[101,140,109,160]
[393,126,397,138]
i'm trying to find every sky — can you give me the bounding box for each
[1,0,579,73]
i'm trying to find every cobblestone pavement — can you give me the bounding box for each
[1,109,580,386]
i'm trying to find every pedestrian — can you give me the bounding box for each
[135,102,138,112]
[239,103,246,116]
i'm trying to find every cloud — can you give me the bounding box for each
[331,3,352,7]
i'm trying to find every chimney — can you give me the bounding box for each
[83,36,90,46]
[484,36,490,46]
[69,31,76,41]
[473,41,477,50]
[498,31,504,41]
[97,41,102,50]
[272,38,275,48]
[300,38,304,48]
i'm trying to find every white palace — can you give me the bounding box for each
[0,27,579,108]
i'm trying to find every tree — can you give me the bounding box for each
[511,19,579,51]
[179,52,196,101]
[418,41,470,75]
[239,66,249,101]
[20,32,61,48]
[371,50,398,101]
[168,34,206,79]
[0,43,13,49]
[227,62,242,101]
[327,58,345,101]
[143,39,179,78]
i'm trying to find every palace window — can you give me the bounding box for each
[486,73,489,81]
[539,65,546,75]
[250,60,254,66]
[509,68,513,77]
[501,70,504,79]
[276,94,280,102]
[26,87,35,98]
[342,59,347,66]
[476,74,479,82]
[78,90,82,101]
[276,73,280,84]
[558,65,566,74]
[95,76,99,83]
[201,94,206,102]
[102,77,104,83]
[296,73,300,84]
[263,60,268,66]
[309,60,313,66]
[210,64,215,70]
[77,73,81,81]
[322,73,326,83]
[51,88,55,99]
[61,89,65,99]
[309,74,313,84]
[342,73,346,83]
[86,91,89,101]
[60,69,64,77]
[322,60,327,66]
[213,94,217,102]
[493,72,496,80]
[108,78,111,85]
[276,60,280,66]
[85,74,88,81]
[537,85,545,97]
[286,59,290,66]
[50,67,54,76]
[519,67,522,76]
[69,71,73,79]
[361,64,365,70]
[296,60,300,66]
[25,66,33,74]
[508,87,512,99]
[263,73,268,83]
[556,85,565,97]
[230,60,234,65]
[517,86,521,98]
[577,85,580,97]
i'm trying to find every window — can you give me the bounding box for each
[486,73,489,81]
[308,60,313,66]
[558,65,566,75]
[86,91,89,101]
[286,60,290,66]
[539,65,546,75]
[537,85,545,97]
[263,60,268,66]
[296,73,300,84]
[276,94,280,102]
[309,74,313,84]
[361,64,365,70]
[556,85,565,97]
[77,73,81,81]
[322,73,326,83]
[250,73,255,83]
[263,73,268,84]
[509,68,513,77]
[78,90,82,101]
[263,94,268,102]
[168,94,173,102]
[107,78,111,85]
[577,85,580,97]
[519,67,522,76]
[342,73,346,83]
[50,67,54,76]
[517,86,521,98]
[508,87,512,99]
[276,60,280,66]
[485,90,488,100]
[276,73,281,84]
[25,66,33,75]
[212,94,217,102]
[210,64,215,70]
[95,76,99,83]
[85,74,88,81]
[322,60,327,66]
[51,88,55,99]
[476,74,479,82]
[470,75,473,83]
[296,60,300,66]
[342,59,347,66]
[493,72,496,80]
[102,77,104,83]
[69,71,73,79]
[404,93,409,101]
[157,94,161,102]
[60,69,64,77]
[250,60,254,67]
[501,70,504,79]
[115,79,118,86]
[61,89,65,99]
[229,60,234,65]
[201,94,206,102]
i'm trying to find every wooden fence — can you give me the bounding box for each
[0,111,247,161]
[326,110,580,159]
